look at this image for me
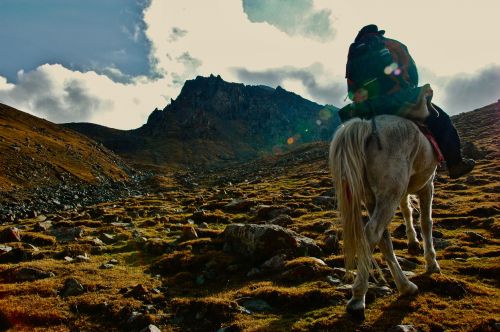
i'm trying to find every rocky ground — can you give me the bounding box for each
[0,104,498,331]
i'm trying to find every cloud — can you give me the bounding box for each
[242,0,335,42]
[233,63,345,105]
[168,27,188,42]
[0,64,170,129]
[442,65,500,113]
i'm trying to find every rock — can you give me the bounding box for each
[326,275,342,285]
[3,267,55,282]
[396,256,418,270]
[34,220,53,232]
[0,227,21,242]
[100,263,115,269]
[0,245,13,255]
[140,325,161,332]
[224,199,255,212]
[312,196,334,207]
[105,214,121,223]
[223,223,322,262]
[49,227,84,242]
[322,234,340,254]
[463,231,489,244]
[267,214,293,227]
[387,325,419,332]
[127,284,150,300]
[61,277,85,297]
[238,298,273,313]
[180,226,198,241]
[75,253,90,262]
[256,205,292,220]
[260,254,286,271]
[99,233,116,244]
[433,238,451,250]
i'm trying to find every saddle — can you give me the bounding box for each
[338,84,443,161]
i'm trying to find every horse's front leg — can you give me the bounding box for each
[417,179,441,274]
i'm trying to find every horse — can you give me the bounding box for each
[329,86,441,319]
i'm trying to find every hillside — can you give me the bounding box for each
[0,103,135,192]
[64,75,340,168]
[0,102,497,331]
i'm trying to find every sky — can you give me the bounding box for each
[0,0,498,129]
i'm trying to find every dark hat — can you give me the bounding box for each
[355,24,385,41]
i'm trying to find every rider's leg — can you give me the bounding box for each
[424,104,475,178]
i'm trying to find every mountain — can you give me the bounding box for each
[0,103,133,193]
[64,75,340,168]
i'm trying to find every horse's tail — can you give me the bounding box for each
[329,118,373,278]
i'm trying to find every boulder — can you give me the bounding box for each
[223,223,322,261]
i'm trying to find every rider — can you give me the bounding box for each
[345,24,475,179]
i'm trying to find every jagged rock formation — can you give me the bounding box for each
[64,75,340,167]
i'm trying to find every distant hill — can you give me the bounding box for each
[0,103,133,192]
[64,75,340,168]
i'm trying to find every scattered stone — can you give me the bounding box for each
[238,298,273,313]
[140,325,161,332]
[224,199,255,212]
[463,231,489,244]
[0,227,21,243]
[223,223,322,262]
[3,267,55,282]
[75,253,90,262]
[127,284,150,300]
[387,325,419,332]
[180,226,198,241]
[64,256,74,262]
[433,238,451,250]
[312,196,334,207]
[61,277,85,297]
[0,245,13,255]
[102,214,119,223]
[322,234,340,254]
[326,276,342,286]
[108,258,118,264]
[99,233,116,244]
[49,227,84,242]
[396,256,418,270]
[260,254,286,271]
[267,214,293,227]
[23,243,39,251]
[246,267,261,277]
[256,205,292,220]
[100,263,115,269]
[34,220,53,232]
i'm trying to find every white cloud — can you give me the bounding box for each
[0,64,170,129]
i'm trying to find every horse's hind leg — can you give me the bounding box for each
[347,198,401,318]
[400,195,422,255]
[417,179,441,274]
[378,229,418,296]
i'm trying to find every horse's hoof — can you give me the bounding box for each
[408,241,423,256]
[346,298,365,320]
[424,264,441,275]
[401,281,418,297]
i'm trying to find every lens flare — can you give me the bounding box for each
[316,119,322,126]
[384,62,399,75]
[287,137,294,145]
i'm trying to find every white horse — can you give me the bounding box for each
[329,86,441,319]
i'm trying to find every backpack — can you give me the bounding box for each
[346,34,394,99]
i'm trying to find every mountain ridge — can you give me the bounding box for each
[64,75,340,168]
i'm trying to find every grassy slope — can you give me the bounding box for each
[0,103,497,331]
[0,103,130,192]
